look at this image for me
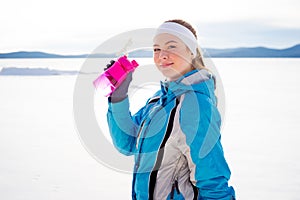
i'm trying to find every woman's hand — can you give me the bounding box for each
[110,72,132,103]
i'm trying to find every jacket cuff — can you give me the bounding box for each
[108,97,130,113]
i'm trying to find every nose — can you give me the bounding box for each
[159,50,169,59]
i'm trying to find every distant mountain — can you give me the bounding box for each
[128,49,153,57]
[0,67,78,76]
[204,44,300,58]
[1,44,300,58]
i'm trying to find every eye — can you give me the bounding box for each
[153,48,161,52]
[168,45,176,49]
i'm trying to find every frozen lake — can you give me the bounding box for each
[0,58,300,199]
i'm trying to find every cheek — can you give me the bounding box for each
[153,55,159,64]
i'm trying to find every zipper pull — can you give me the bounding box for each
[174,180,180,194]
[170,180,180,199]
[170,183,175,200]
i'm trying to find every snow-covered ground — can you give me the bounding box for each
[0,58,299,199]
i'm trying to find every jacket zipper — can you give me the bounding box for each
[136,120,146,149]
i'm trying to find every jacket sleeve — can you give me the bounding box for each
[107,97,140,156]
[107,97,148,156]
[179,93,235,199]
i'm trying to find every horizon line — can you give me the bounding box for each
[1,43,299,55]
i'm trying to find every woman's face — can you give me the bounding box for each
[153,33,194,81]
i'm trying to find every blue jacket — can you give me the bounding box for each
[107,69,235,200]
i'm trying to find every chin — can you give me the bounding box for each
[158,67,181,80]
[162,72,180,81]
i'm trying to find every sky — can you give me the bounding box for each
[1,0,300,54]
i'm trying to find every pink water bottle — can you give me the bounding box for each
[93,55,139,96]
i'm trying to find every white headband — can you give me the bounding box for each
[154,22,198,57]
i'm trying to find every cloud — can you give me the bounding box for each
[196,20,300,48]
[1,0,299,53]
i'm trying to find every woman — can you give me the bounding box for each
[107,19,236,200]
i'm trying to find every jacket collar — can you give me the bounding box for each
[160,69,215,97]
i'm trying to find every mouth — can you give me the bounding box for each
[160,62,174,68]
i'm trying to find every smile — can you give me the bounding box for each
[160,63,174,67]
